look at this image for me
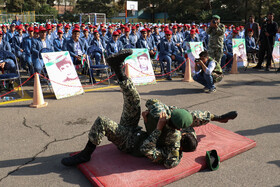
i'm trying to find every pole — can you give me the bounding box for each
[245,0,248,24]
[125,0,128,23]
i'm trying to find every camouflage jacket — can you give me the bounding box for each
[140,99,182,169]
[207,23,225,49]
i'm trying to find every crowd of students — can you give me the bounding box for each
[0,14,279,91]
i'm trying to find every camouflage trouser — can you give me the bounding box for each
[88,78,144,153]
[208,48,223,64]
[189,110,213,127]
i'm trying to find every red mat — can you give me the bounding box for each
[73,123,256,187]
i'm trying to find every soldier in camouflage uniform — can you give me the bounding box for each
[207,15,225,64]
[61,49,237,169]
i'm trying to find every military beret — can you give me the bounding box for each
[170,109,193,129]
[212,15,220,19]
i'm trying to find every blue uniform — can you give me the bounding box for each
[106,39,123,56]
[119,35,133,48]
[53,37,65,52]
[90,38,106,66]
[245,36,257,53]
[22,36,35,74]
[129,33,138,48]
[63,38,87,65]
[152,33,161,46]
[0,40,12,52]
[159,38,185,77]
[32,38,53,73]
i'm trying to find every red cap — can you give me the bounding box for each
[161,25,165,28]
[108,26,112,29]
[165,30,172,35]
[2,25,7,28]
[81,23,85,27]
[117,29,122,34]
[132,26,136,30]
[125,27,130,32]
[24,23,29,26]
[100,24,104,27]
[39,26,47,32]
[28,27,34,32]
[46,25,52,30]
[164,27,169,32]
[153,25,158,28]
[102,28,107,32]
[247,28,253,32]
[190,29,196,34]
[58,29,63,34]
[72,28,80,32]
[140,29,147,32]
[65,24,70,29]
[89,25,94,28]
[83,28,89,32]
[74,24,80,28]
[57,23,62,27]
[18,25,23,30]
[191,25,196,29]
[235,26,240,31]
[233,30,238,34]
[113,31,119,36]
[172,25,177,29]
[34,28,39,33]
[196,28,199,34]
[146,28,151,32]
[178,24,183,28]
[136,24,140,27]
[93,30,99,33]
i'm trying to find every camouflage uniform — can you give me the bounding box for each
[207,23,225,64]
[88,79,182,168]
[142,99,213,168]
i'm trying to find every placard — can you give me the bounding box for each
[124,48,156,85]
[232,38,248,67]
[272,41,280,63]
[183,42,204,73]
[42,51,84,99]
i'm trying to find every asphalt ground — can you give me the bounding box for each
[0,65,279,187]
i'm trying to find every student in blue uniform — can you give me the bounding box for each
[22,27,35,74]
[106,31,123,56]
[0,31,12,52]
[53,30,65,52]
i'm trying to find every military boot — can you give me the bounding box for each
[212,111,238,123]
[61,140,96,166]
[106,49,133,82]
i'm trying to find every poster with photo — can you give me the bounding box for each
[124,48,156,85]
[42,51,84,99]
[184,42,204,73]
[232,38,248,67]
[272,41,280,63]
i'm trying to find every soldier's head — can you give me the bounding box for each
[199,51,209,63]
[180,131,198,152]
[169,109,193,130]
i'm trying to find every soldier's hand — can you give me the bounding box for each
[157,112,167,130]
[142,110,149,123]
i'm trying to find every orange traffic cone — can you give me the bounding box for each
[125,63,130,78]
[230,54,239,74]
[30,73,48,108]
[182,58,194,82]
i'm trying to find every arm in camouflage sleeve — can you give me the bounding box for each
[206,27,213,34]
[140,129,182,169]
[215,24,225,36]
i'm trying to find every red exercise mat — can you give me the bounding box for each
[73,123,256,187]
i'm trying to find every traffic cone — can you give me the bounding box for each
[125,63,130,78]
[30,73,48,108]
[230,54,239,74]
[182,58,194,82]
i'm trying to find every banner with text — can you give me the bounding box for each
[124,48,156,85]
[42,51,84,99]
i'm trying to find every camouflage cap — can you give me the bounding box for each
[212,15,220,19]
[171,109,193,129]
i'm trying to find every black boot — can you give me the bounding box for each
[61,140,96,166]
[212,111,238,123]
[106,49,133,82]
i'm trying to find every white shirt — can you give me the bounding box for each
[74,41,82,55]
[42,40,47,48]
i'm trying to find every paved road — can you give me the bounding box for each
[0,68,279,187]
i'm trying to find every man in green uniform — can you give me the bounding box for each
[207,15,225,64]
[61,49,237,169]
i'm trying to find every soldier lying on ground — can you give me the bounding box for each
[61,49,237,169]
